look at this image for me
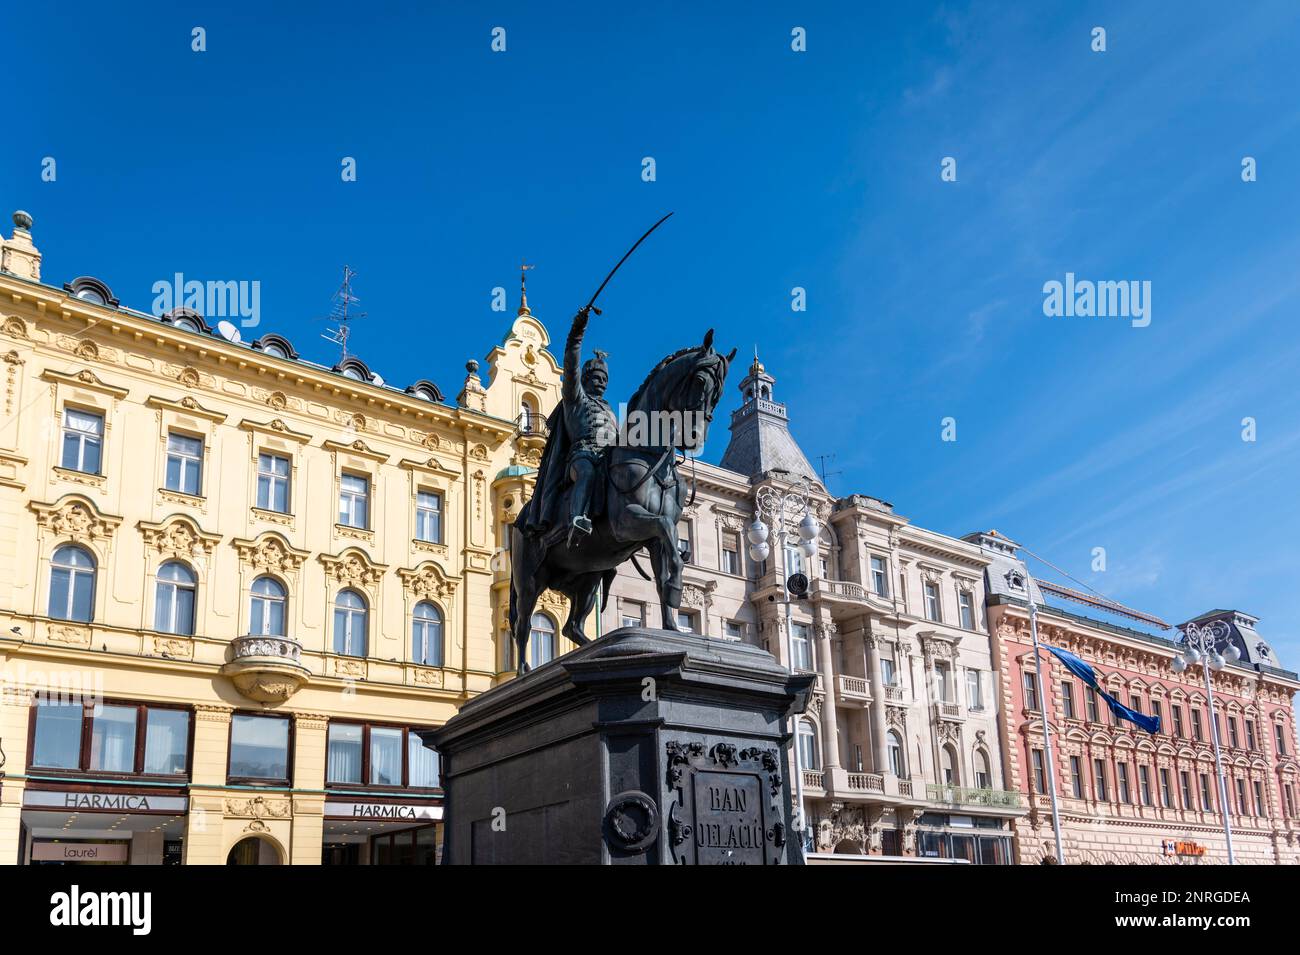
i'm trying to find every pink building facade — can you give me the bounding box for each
[967,531,1300,865]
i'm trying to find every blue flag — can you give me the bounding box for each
[1045,644,1161,735]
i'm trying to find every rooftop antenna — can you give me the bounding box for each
[815,453,842,488]
[320,265,366,362]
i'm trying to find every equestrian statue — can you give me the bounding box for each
[509,215,737,673]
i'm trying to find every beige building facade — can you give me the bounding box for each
[0,213,557,865]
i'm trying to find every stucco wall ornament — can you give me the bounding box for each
[234,535,307,574]
[31,498,121,543]
[319,550,386,588]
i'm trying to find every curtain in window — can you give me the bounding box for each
[369,728,403,785]
[327,725,363,783]
[143,709,190,774]
[90,704,137,772]
[408,732,440,788]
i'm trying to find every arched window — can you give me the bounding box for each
[412,602,444,667]
[249,576,286,636]
[519,395,539,433]
[529,613,556,669]
[798,720,819,771]
[975,749,992,789]
[941,744,959,786]
[49,545,96,622]
[333,589,368,657]
[155,561,197,635]
[887,730,906,777]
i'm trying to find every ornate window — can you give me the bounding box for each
[870,555,889,597]
[249,576,287,636]
[958,589,975,629]
[154,560,197,635]
[1022,670,1039,710]
[791,622,812,671]
[923,581,941,622]
[164,432,204,495]
[61,407,104,474]
[256,453,291,512]
[333,589,369,657]
[797,720,819,771]
[887,730,905,777]
[941,745,959,785]
[529,613,556,668]
[338,473,369,528]
[411,602,444,667]
[49,544,96,622]
[415,490,442,543]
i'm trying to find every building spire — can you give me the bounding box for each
[518,261,535,315]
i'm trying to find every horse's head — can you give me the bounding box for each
[627,329,737,453]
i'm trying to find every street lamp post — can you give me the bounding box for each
[745,472,820,851]
[1171,620,1240,864]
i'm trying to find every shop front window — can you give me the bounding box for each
[325,722,439,790]
[229,713,291,783]
[31,699,191,777]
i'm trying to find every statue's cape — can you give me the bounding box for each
[521,403,569,534]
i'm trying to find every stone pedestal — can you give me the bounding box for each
[427,628,814,865]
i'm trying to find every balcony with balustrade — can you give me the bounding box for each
[935,699,963,722]
[808,577,897,616]
[836,673,872,705]
[222,634,311,703]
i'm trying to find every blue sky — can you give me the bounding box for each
[6,2,1299,660]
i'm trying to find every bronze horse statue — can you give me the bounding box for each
[509,329,736,673]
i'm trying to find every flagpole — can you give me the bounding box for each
[1025,572,1066,865]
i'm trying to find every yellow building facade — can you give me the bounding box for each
[0,212,566,864]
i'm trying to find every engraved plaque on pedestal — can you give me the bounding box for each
[665,741,785,865]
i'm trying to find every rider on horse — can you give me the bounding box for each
[525,306,619,546]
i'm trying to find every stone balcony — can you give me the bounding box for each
[935,700,963,721]
[221,634,311,703]
[827,770,922,802]
[802,769,825,794]
[808,578,897,615]
[837,674,872,704]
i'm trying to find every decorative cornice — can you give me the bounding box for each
[398,456,461,480]
[145,393,227,423]
[323,437,390,464]
[40,366,129,399]
[237,416,313,444]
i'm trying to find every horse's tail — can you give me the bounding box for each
[629,549,653,581]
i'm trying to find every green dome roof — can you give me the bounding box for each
[495,464,536,480]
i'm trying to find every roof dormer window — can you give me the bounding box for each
[64,276,119,308]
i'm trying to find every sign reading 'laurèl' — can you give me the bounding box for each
[23,790,189,813]
[33,842,130,862]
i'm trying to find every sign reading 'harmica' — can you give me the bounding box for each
[1042,272,1151,328]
